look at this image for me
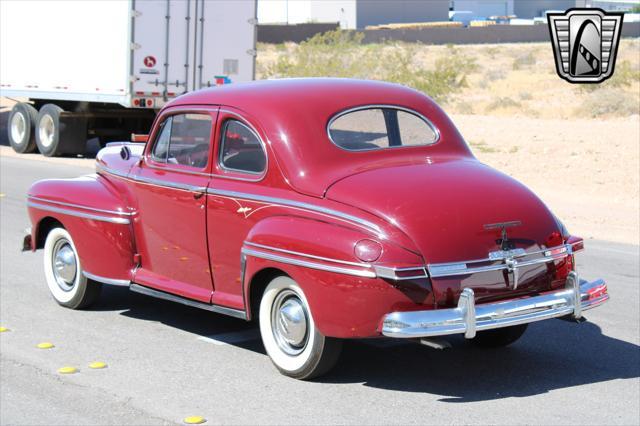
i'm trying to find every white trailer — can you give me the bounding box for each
[0,0,257,156]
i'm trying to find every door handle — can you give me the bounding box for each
[193,191,205,200]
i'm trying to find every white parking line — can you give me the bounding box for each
[198,329,260,346]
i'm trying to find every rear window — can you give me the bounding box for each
[328,107,438,151]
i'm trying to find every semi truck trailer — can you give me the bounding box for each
[1,0,257,156]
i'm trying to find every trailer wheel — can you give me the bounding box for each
[8,103,38,153]
[35,104,64,157]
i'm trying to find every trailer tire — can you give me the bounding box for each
[35,104,64,157]
[8,103,38,153]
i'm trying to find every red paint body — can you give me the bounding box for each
[26,79,573,338]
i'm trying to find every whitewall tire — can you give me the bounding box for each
[43,227,101,309]
[259,276,341,379]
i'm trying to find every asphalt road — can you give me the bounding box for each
[1,154,639,425]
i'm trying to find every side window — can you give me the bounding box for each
[150,113,212,169]
[219,120,266,174]
[151,119,171,162]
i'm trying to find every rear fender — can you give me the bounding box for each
[27,174,136,283]
[242,216,432,337]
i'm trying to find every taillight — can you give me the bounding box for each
[567,235,584,253]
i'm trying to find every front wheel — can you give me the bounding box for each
[471,324,528,348]
[43,227,101,309]
[259,276,342,380]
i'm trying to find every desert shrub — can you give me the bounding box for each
[485,69,507,82]
[578,61,640,93]
[518,91,533,101]
[485,96,521,112]
[574,88,640,117]
[485,46,502,59]
[262,30,478,103]
[453,100,475,114]
[469,140,499,153]
[609,60,640,87]
[512,51,536,70]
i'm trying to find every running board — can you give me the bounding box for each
[129,283,247,320]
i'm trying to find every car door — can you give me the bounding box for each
[205,109,269,310]
[131,108,218,302]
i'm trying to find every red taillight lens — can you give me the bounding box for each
[354,239,382,262]
[567,235,584,253]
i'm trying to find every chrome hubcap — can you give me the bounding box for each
[271,290,309,356]
[39,114,55,148]
[52,239,77,291]
[10,112,26,144]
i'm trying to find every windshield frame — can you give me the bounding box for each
[326,104,441,152]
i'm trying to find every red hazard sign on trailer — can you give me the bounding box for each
[143,56,156,68]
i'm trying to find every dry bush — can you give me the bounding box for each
[485,96,521,112]
[574,88,640,117]
[262,30,478,103]
[512,51,536,70]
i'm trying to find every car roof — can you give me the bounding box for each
[166,78,472,197]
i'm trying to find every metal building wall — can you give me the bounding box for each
[355,0,450,29]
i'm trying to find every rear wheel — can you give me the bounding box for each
[259,276,342,380]
[35,104,64,157]
[8,102,38,153]
[471,324,528,348]
[43,227,101,309]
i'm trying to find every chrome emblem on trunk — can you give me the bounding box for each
[484,221,523,289]
[483,220,521,251]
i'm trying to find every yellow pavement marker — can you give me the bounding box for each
[36,342,54,349]
[88,361,107,369]
[58,366,78,374]
[184,416,206,424]
[0,326,9,332]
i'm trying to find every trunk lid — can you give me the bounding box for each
[326,159,569,307]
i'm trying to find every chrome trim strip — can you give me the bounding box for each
[98,160,380,233]
[83,271,130,286]
[27,201,131,225]
[208,188,382,234]
[374,265,429,280]
[143,160,211,177]
[129,283,247,320]
[427,244,572,278]
[327,104,441,152]
[241,247,376,278]
[96,163,130,179]
[28,196,134,216]
[244,241,371,268]
[243,242,429,281]
[382,277,609,338]
[97,163,207,193]
[132,174,207,193]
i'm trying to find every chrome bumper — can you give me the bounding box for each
[381,272,609,339]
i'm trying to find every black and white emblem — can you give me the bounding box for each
[547,8,623,83]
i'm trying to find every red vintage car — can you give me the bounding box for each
[23,79,609,379]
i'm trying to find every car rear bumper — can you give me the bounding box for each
[381,271,608,338]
